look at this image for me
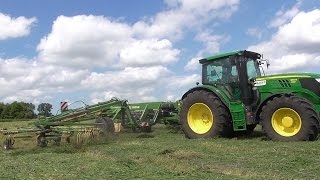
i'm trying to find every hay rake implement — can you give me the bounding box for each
[0,98,179,150]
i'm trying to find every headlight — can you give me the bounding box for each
[316,78,320,83]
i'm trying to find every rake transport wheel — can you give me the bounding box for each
[37,136,48,147]
[95,117,115,137]
[53,136,62,146]
[180,90,233,139]
[3,139,14,150]
[260,96,319,141]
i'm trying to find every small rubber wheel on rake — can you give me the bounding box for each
[95,117,115,137]
[53,136,62,146]
[65,136,71,144]
[37,136,48,148]
[3,138,14,150]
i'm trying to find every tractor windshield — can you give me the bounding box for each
[202,56,261,84]
[203,57,238,84]
[247,58,261,79]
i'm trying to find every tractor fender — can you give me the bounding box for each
[254,93,293,123]
[181,85,230,107]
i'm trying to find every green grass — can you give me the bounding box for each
[0,119,36,122]
[0,120,34,128]
[1,122,320,179]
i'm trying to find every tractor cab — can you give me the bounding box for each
[200,50,262,105]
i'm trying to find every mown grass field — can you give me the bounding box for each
[1,121,320,179]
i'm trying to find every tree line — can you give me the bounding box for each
[0,101,53,119]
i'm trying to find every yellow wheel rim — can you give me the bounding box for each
[271,108,302,137]
[187,103,214,134]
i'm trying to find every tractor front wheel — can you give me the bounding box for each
[260,96,319,141]
[180,90,233,139]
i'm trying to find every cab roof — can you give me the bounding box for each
[199,50,261,64]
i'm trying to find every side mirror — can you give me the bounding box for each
[258,59,270,68]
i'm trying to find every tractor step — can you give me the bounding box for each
[229,102,247,131]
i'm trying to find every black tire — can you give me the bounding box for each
[180,90,233,139]
[54,136,62,146]
[37,136,47,147]
[66,136,71,143]
[260,96,319,141]
[3,139,13,150]
[95,117,115,136]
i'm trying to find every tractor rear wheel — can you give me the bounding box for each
[180,90,233,139]
[95,117,115,136]
[260,96,319,141]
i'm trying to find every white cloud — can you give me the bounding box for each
[83,68,200,103]
[195,30,230,55]
[249,9,320,74]
[268,0,302,28]
[36,1,239,69]
[37,15,131,68]
[90,90,157,104]
[133,0,239,40]
[246,28,262,39]
[0,57,89,103]
[119,39,180,67]
[168,74,200,88]
[37,15,180,69]
[2,89,44,104]
[184,30,230,71]
[184,57,201,71]
[81,66,172,103]
[0,1,240,105]
[0,13,36,40]
[0,58,38,97]
[81,66,171,91]
[164,74,201,100]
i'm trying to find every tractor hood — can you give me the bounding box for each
[256,73,320,81]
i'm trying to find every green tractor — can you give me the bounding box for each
[180,50,320,141]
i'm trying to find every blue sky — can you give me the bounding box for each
[0,0,319,111]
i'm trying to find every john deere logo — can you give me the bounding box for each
[254,80,266,87]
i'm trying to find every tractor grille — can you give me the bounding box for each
[278,79,291,87]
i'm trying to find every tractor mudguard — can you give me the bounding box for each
[181,85,231,107]
[255,93,294,123]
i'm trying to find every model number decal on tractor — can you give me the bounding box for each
[254,80,266,86]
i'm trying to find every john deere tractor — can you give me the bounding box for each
[180,50,320,141]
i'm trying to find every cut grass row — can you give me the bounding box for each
[0,121,320,179]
